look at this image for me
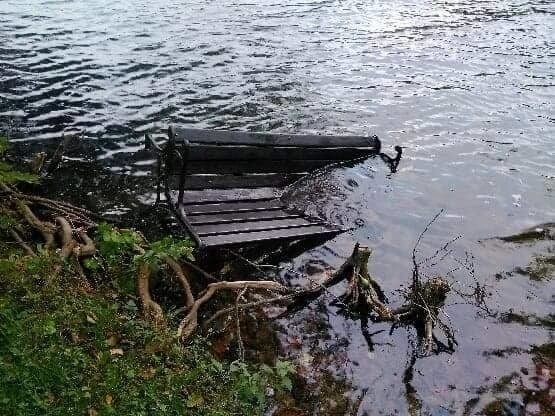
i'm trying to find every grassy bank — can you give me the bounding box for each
[0,227,295,416]
[0,138,293,415]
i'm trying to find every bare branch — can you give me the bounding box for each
[412,209,444,289]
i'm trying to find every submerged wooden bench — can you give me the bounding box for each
[146,127,381,250]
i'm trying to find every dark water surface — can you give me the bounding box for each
[1,1,554,414]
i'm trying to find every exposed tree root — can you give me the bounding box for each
[56,216,77,259]
[16,200,56,249]
[76,231,96,257]
[163,256,194,309]
[1,175,98,292]
[8,228,36,257]
[137,262,166,326]
[204,292,297,328]
[177,280,288,341]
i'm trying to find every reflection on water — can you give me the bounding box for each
[1,0,554,414]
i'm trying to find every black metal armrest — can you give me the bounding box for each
[144,133,163,153]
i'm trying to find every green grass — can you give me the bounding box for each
[0,233,293,416]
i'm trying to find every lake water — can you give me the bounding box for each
[1,1,554,414]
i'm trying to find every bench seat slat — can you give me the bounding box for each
[175,127,379,148]
[184,198,284,215]
[188,209,300,225]
[181,196,277,205]
[180,173,306,190]
[195,217,318,236]
[200,224,343,247]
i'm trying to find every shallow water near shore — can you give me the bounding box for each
[1,0,554,414]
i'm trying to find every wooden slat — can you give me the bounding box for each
[200,225,342,247]
[185,159,334,174]
[184,198,284,215]
[181,196,277,205]
[186,144,376,161]
[174,127,379,148]
[195,217,317,236]
[179,173,306,190]
[188,209,300,225]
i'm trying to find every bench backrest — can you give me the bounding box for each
[164,127,381,190]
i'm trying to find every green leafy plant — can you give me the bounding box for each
[0,136,9,155]
[134,236,195,269]
[230,359,295,407]
[231,361,267,405]
[95,223,142,262]
[273,359,295,392]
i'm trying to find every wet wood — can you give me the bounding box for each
[174,127,380,148]
[184,198,284,215]
[179,173,306,190]
[181,196,277,205]
[186,144,376,162]
[184,159,333,174]
[188,209,301,225]
[195,217,318,236]
[201,224,342,247]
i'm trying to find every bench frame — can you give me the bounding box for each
[146,129,205,247]
[146,127,381,251]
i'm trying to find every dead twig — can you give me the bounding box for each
[412,209,444,291]
[181,258,221,282]
[235,287,247,361]
[204,292,298,327]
